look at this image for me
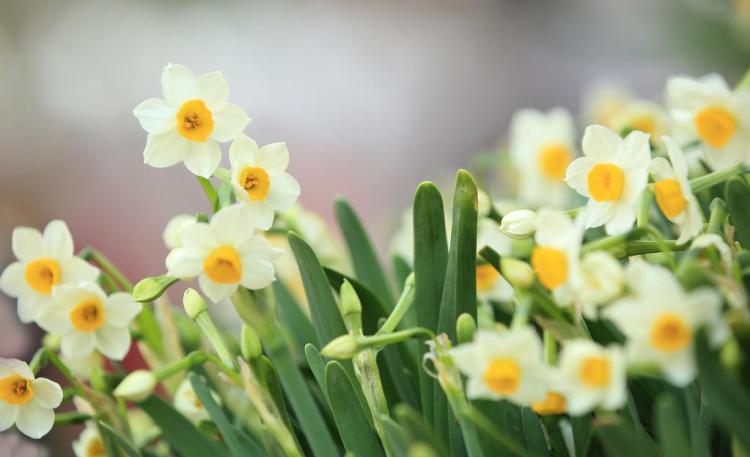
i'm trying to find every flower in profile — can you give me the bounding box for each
[0,221,100,323]
[575,251,625,319]
[0,358,62,439]
[37,284,142,360]
[163,214,197,250]
[133,63,251,177]
[649,137,703,244]
[666,73,750,170]
[476,218,513,302]
[166,203,282,302]
[610,99,668,142]
[531,209,582,305]
[449,328,547,406]
[174,378,220,424]
[229,134,301,230]
[555,339,626,415]
[565,125,650,235]
[605,261,728,386]
[510,108,576,208]
[72,422,105,457]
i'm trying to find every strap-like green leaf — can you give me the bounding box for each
[595,421,659,457]
[324,267,389,335]
[97,421,143,457]
[726,176,750,248]
[274,280,317,354]
[188,372,245,456]
[520,407,548,456]
[655,392,692,457]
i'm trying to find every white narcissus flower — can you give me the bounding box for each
[581,82,633,128]
[132,63,251,178]
[666,73,750,170]
[649,137,703,244]
[605,262,728,386]
[565,125,650,235]
[0,358,62,439]
[449,328,548,406]
[166,203,282,302]
[0,220,100,323]
[37,284,142,360]
[163,214,197,250]
[556,339,626,415]
[174,378,220,424]
[610,99,668,142]
[531,209,582,306]
[476,218,514,302]
[229,134,301,230]
[72,422,105,457]
[510,108,576,209]
[575,251,625,319]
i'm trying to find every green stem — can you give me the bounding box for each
[78,248,133,292]
[377,273,415,335]
[45,349,86,397]
[544,331,556,365]
[637,187,652,229]
[581,235,627,255]
[29,348,47,375]
[623,240,688,258]
[707,198,727,234]
[361,327,434,351]
[510,294,532,330]
[463,405,528,457]
[193,311,236,370]
[690,164,744,194]
[54,412,92,426]
[212,167,232,182]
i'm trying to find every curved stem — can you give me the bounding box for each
[690,164,744,194]
[78,247,134,292]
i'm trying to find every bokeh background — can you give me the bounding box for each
[1,0,749,454]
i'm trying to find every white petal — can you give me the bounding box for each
[15,403,54,439]
[182,140,222,178]
[60,257,100,283]
[61,332,96,359]
[604,204,636,235]
[36,300,72,333]
[52,282,102,306]
[228,133,260,169]
[265,173,301,210]
[0,402,18,431]
[662,136,689,180]
[42,220,74,259]
[0,262,25,297]
[18,294,52,324]
[257,142,290,171]
[211,203,256,243]
[210,103,251,142]
[564,157,595,197]
[31,378,63,409]
[132,98,177,134]
[582,125,622,161]
[0,359,34,379]
[161,63,197,106]
[661,349,696,387]
[104,293,142,327]
[240,259,276,290]
[198,275,237,302]
[246,202,275,230]
[12,227,44,261]
[583,201,615,229]
[143,131,187,168]
[196,71,229,110]
[165,249,203,279]
[238,235,282,261]
[95,325,132,360]
[649,157,673,182]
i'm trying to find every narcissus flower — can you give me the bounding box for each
[72,422,105,457]
[531,391,567,416]
[0,221,100,323]
[174,378,220,424]
[166,203,282,302]
[581,82,632,128]
[38,284,142,360]
[649,137,703,244]
[475,218,513,302]
[229,134,301,230]
[605,262,728,386]
[163,214,197,250]
[610,99,668,142]
[565,125,650,235]
[510,108,576,208]
[450,328,547,406]
[531,209,582,305]
[666,74,750,170]
[133,63,251,178]
[575,251,625,319]
[556,339,626,415]
[0,358,62,439]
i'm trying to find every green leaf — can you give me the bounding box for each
[393,404,449,457]
[381,416,413,457]
[594,420,659,457]
[254,356,296,435]
[140,395,226,457]
[135,305,164,357]
[217,181,235,208]
[540,416,571,457]
[655,392,692,457]
[132,275,179,303]
[520,408,548,456]
[570,415,593,457]
[97,421,143,457]
[188,372,245,456]
[197,176,220,213]
[392,255,413,292]
[274,280,317,355]
[304,343,329,401]
[726,176,750,248]
[533,316,587,342]
[325,361,384,457]
[335,197,394,309]
[324,267,389,335]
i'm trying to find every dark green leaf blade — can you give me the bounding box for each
[726,176,750,248]
[188,372,245,457]
[97,421,143,457]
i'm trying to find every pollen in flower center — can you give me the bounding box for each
[204,245,242,284]
[238,166,271,202]
[70,299,106,332]
[654,178,687,219]
[176,99,214,142]
[531,246,568,289]
[0,373,34,405]
[650,312,692,353]
[694,106,736,148]
[587,163,625,202]
[537,144,573,181]
[24,258,61,295]
[475,264,500,291]
[86,438,106,457]
[579,356,610,388]
[483,357,521,395]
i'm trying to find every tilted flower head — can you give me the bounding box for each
[476,218,513,302]
[531,209,582,306]
[575,251,625,319]
[174,378,220,424]
[610,99,668,142]
[229,133,301,230]
[565,125,650,235]
[510,108,576,208]
[605,261,728,386]
[166,203,282,302]
[132,63,251,177]
[72,422,105,457]
[649,136,703,244]
[0,221,100,323]
[0,358,62,439]
[38,284,142,360]
[449,327,547,406]
[163,214,197,250]
[556,339,626,415]
[666,73,750,170]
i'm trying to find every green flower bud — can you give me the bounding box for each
[500,258,534,289]
[183,288,207,320]
[241,325,263,361]
[133,275,179,303]
[114,370,157,403]
[321,334,359,359]
[456,313,477,344]
[338,280,362,318]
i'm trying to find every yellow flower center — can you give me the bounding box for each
[483,357,521,395]
[695,106,736,148]
[86,437,106,457]
[24,258,61,295]
[580,356,611,388]
[531,391,567,415]
[475,264,500,291]
[630,116,656,134]
[176,99,214,142]
[650,312,692,353]
[0,374,34,405]
[203,246,242,284]
[537,144,573,181]
[238,166,271,202]
[70,299,106,332]
[587,163,625,202]
[531,246,567,290]
[654,178,687,219]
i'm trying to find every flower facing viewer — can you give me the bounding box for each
[0,359,62,439]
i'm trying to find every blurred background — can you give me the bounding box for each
[1,0,749,454]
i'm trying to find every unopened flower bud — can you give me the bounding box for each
[114,370,157,402]
[183,288,207,320]
[500,258,534,289]
[408,443,439,457]
[456,313,477,344]
[240,325,263,361]
[499,209,537,240]
[320,334,359,359]
[338,280,362,318]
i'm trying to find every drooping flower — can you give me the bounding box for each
[449,327,548,406]
[37,284,142,360]
[475,218,513,302]
[565,125,650,235]
[605,261,728,386]
[0,221,100,323]
[174,378,220,424]
[133,63,251,178]
[166,203,282,302]
[510,108,576,208]
[666,73,750,169]
[229,133,301,230]
[0,358,62,439]
[163,214,198,250]
[575,251,625,319]
[72,422,105,457]
[531,209,582,306]
[649,136,703,244]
